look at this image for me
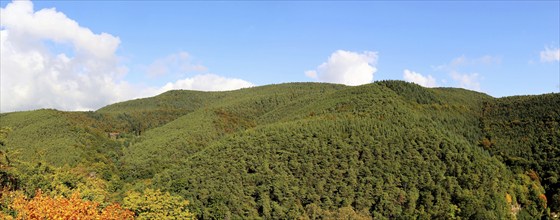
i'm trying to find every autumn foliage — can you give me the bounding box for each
[538,194,548,209]
[3,190,134,220]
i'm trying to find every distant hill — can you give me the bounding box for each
[1,81,558,219]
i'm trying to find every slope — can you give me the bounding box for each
[119,81,548,219]
[481,93,560,212]
[1,81,555,219]
[119,83,346,180]
[0,109,120,167]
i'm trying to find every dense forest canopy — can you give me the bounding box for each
[1,81,558,219]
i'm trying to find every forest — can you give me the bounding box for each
[1,81,558,219]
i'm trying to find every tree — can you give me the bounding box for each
[2,190,134,219]
[123,188,195,219]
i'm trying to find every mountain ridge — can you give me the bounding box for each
[1,81,558,219]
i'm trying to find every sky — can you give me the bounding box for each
[1,0,559,112]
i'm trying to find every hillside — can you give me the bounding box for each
[1,81,558,219]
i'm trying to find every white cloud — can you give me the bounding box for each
[305,50,378,86]
[450,71,481,91]
[540,46,560,62]
[0,0,132,112]
[1,0,119,60]
[477,55,501,65]
[450,56,467,67]
[435,55,501,71]
[403,69,437,88]
[0,1,253,113]
[158,74,254,92]
[146,51,207,77]
[432,55,495,91]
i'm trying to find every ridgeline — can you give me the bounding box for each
[1,81,558,219]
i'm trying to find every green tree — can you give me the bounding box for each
[123,188,195,219]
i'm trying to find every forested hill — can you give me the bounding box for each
[1,81,559,219]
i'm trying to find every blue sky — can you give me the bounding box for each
[1,0,559,112]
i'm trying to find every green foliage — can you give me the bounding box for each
[1,127,19,194]
[1,81,557,219]
[0,110,122,168]
[123,188,195,219]
[481,93,560,212]
[152,115,519,219]
[377,80,443,104]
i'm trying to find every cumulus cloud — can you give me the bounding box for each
[0,0,132,112]
[431,55,495,91]
[540,46,560,62]
[158,74,254,92]
[305,50,378,86]
[450,71,481,91]
[0,1,254,113]
[146,51,207,77]
[403,69,437,88]
[1,1,119,60]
